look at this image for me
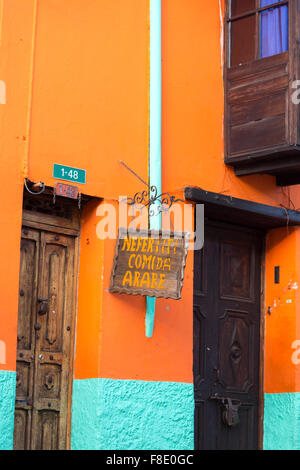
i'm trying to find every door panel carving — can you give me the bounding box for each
[18,237,37,350]
[219,311,254,393]
[38,364,62,399]
[14,409,31,450]
[220,240,254,301]
[37,411,59,450]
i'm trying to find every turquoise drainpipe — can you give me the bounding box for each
[146,0,161,338]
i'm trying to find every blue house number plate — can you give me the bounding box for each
[53,164,86,184]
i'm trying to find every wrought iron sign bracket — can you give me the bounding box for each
[119,160,184,216]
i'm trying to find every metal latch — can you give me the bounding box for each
[210,396,241,427]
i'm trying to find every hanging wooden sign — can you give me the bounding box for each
[109,228,189,300]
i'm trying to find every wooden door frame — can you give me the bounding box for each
[258,235,266,451]
[20,207,80,450]
[194,218,266,450]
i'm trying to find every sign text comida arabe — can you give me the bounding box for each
[109,229,189,300]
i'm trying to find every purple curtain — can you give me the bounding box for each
[260,0,288,58]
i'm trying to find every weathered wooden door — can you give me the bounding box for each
[14,226,76,450]
[193,221,262,450]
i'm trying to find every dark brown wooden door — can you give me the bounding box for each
[14,226,76,450]
[193,221,262,450]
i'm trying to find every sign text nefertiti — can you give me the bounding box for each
[109,229,189,300]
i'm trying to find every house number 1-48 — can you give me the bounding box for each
[53,164,86,184]
[61,169,79,180]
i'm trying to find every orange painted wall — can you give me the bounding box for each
[0,0,37,371]
[0,0,150,374]
[265,227,299,393]
[75,200,194,383]
[1,0,300,396]
[27,0,149,201]
[74,200,104,380]
[99,221,194,383]
[89,0,300,385]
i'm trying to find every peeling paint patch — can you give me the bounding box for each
[0,80,6,104]
[0,341,5,364]
[218,0,224,68]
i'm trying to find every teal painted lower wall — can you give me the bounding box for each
[1,372,299,450]
[71,381,300,451]
[0,370,16,450]
[263,393,300,450]
[71,378,194,450]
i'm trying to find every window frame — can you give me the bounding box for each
[223,0,300,184]
[226,0,289,67]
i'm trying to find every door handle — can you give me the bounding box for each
[38,298,48,315]
[210,396,241,427]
